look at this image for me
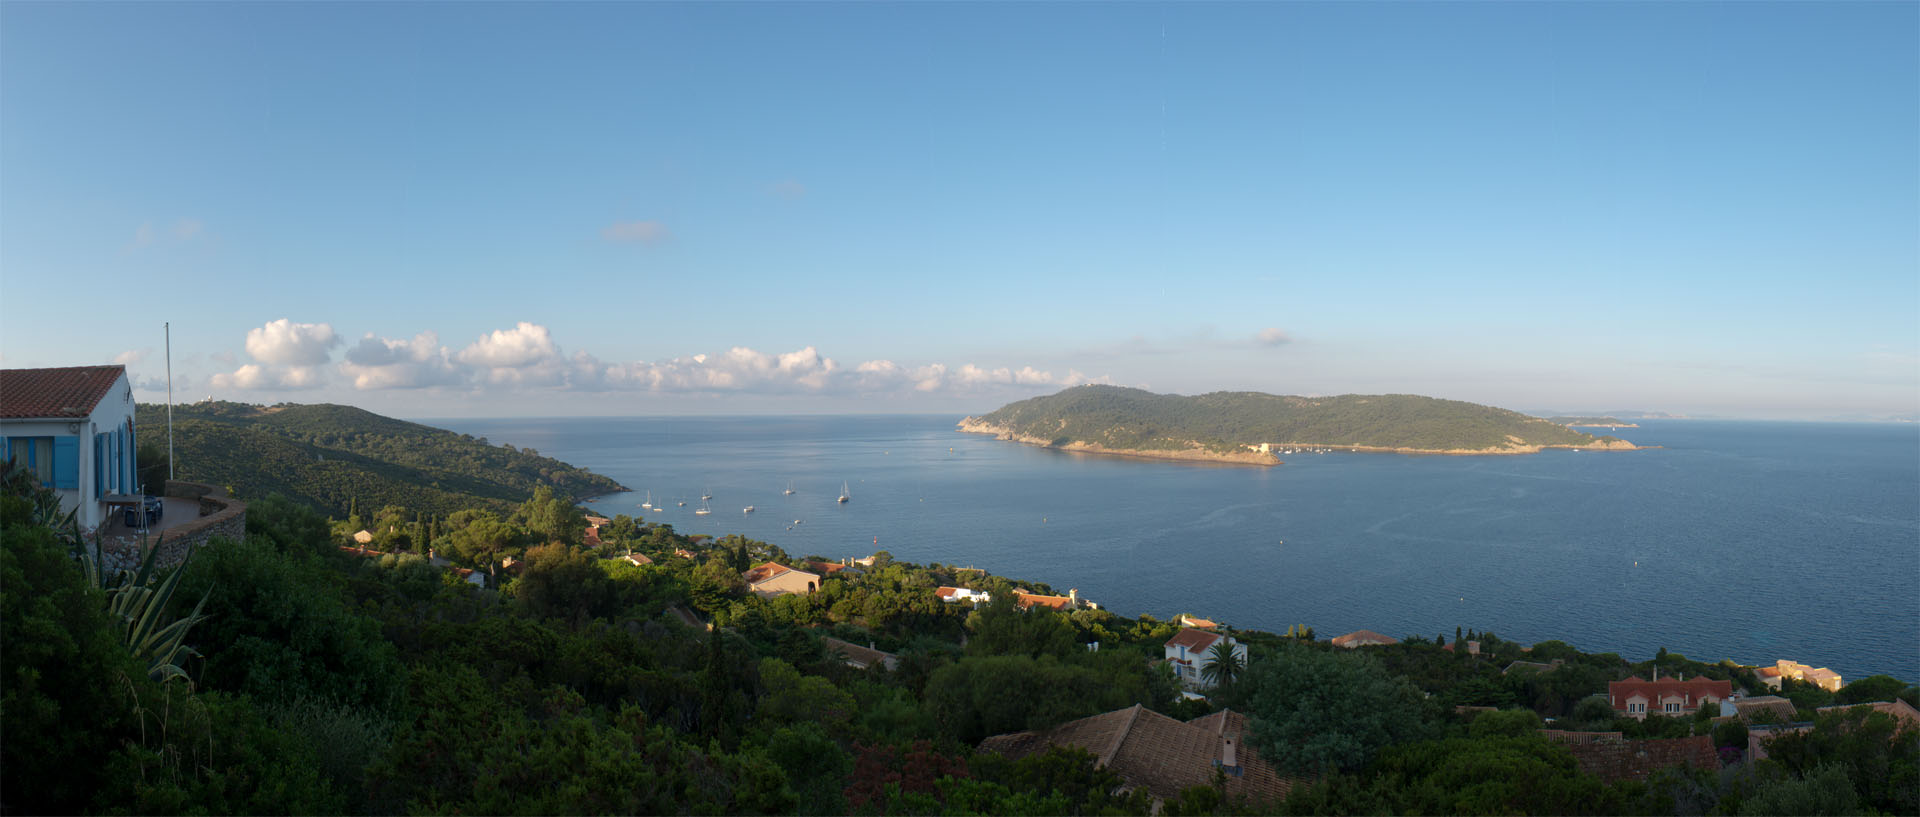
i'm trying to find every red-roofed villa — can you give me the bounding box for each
[1164,627,1248,690]
[1,365,141,532]
[1609,674,1731,719]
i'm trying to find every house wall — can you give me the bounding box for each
[751,569,821,597]
[0,372,136,532]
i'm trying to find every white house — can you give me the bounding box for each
[0,365,141,532]
[1164,627,1249,689]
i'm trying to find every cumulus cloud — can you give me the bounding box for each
[601,220,672,244]
[213,318,1108,400]
[245,319,341,365]
[210,364,326,390]
[113,349,149,365]
[341,331,465,389]
[209,319,341,391]
[1255,327,1293,347]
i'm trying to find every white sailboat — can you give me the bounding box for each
[694,500,712,516]
[701,487,714,501]
[742,505,755,513]
[837,481,851,504]
[640,490,654,510]
[783,480,795,496]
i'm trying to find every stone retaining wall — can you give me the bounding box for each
[150,480,247,571]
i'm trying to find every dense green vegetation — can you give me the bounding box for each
[972,386,1608,453]
[134,401,625,517]
[7,441,1913,815]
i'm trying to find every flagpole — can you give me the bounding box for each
[165,322,174,480]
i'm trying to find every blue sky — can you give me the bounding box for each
[3,2,1914,418]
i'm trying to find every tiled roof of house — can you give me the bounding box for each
[1180,615,1221,630]
[822,636,897,670]
[1733,696,1797,722]
[742,562,792,584]
[935,586,959,599]
[1609,676,1732,705]
[1015,591,1073,610]
[1817,698,1920,729]
[806,560,854,575]
[1756,666,1784,678]
[623,552,653,566]
[1545,733,1717,783]
[1330,629,1399,648]
[1165,627,1223,654]
[978,705,1291,804]
[0,365,127,419]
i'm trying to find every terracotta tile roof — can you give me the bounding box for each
[1817,698,1920,729]
[978,705,1291,804]
[623,552,653,566]
[1732,696,1797,722]
[742,562,792,584]
[935,587,959,599]
[1,365,127,419]
[806,560,853,575]
[1180,615,1221,630]
[822,636,898,670]
[1015,591,1073,610]
[1330,629,1399,648]
[1165,627,1222,654]
[1756,666,1784,678]
[1609,676,1732,710]
[1545,733,1718,783]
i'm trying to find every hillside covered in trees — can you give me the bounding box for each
[134,401,625,517]
[963,386,1629,459]
[5,458,1913,816]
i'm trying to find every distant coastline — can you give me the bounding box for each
[955,418,1280,465]
[956,417,1642,463]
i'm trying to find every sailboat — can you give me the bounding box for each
[742,505,754,513]
[694,500,712,516]
[783,480,795,496]
[640,490,654,510]
[701,487,714,501]
[837,481,851,504]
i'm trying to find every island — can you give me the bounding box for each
[1545,416,1643,428]
[960,385,1641,465]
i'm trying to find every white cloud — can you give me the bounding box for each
[209,364,326,391]
[172,218,204,240]
[601,220,672,244]
[113,349,149,365]
[245,319,341,365]
[214,319,1105,400]
[1256,327,1293,347]
[341,331,465,389]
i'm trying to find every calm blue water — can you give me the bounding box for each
[424,415,1920,683]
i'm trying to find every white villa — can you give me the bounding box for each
[1,365,141,532]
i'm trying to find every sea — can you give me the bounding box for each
[423,415,1920,683]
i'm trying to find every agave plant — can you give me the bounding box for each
[82,535,211,685]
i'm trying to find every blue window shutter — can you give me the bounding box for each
[118,427,128,492]
[53,437,78,490]
[94,434,105,496]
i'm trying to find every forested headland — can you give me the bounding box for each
[133,401,626,518]
[963,386,1637,463]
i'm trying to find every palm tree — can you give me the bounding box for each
[1200,638,1246,689]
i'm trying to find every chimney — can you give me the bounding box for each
[1221,737,1238,770]
[1652,666,1658,681]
